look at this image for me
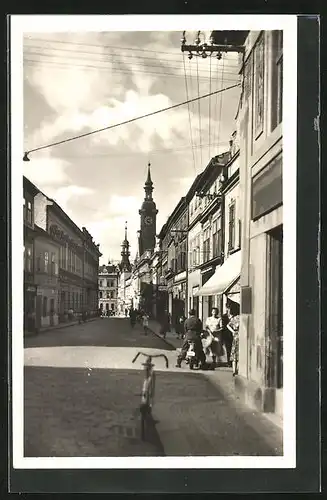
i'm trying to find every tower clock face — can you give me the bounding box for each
[144,216,153,225]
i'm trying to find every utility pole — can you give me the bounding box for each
[181,30,245,59]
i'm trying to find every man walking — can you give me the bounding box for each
[176,309,206,369]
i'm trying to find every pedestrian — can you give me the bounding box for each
[129,307,136,328]
[205,307,224,365]
[142,311,149,335]
[176,309,206,369]
[221,309,233,366]
[227,301,240,376]
[175,313,186,339]
[68,308,74,321]
[160,310,169,339]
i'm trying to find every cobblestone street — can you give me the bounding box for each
[24,318,283,457]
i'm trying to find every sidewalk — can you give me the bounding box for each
[24,317,100,336]
[148,319,182,351]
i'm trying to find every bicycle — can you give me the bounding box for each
[132,351,169,440]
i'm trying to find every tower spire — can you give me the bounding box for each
[144,162,153,200]
[120,220,131,272]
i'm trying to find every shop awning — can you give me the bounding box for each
[194,251,241,297]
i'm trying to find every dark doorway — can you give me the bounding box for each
[266,225,283,389]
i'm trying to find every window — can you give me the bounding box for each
[202,228,210,262]
[51,252,56,274]
[26,200,32,225]
[23,198,26,221]
[238,219,242,249]
[271,30,283,131]
[254,33,265,138]
[44,251,49,273]
[42,296,48,317]
[212,218,222,257]
[99,280,103,287]
[107,291,110,299]
[24,245,33,272]
[228,204,236,251]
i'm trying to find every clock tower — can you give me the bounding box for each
[138,163,158,256]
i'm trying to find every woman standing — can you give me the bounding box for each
[227,301,240,376]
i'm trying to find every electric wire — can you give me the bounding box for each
[216,55,226,155]
[182,53,196,175]
[23,58,239,83]
[196,56,202,168]
[24,82,240,156]
[23,46,240,77]
[208,55,212,159]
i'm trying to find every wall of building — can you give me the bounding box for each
[34,236,60,328]
[238,30,283,415]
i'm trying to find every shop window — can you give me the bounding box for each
[228,203,236,251]
[271,30,283,131]
[42,296,48,317]
[253,33,265,139]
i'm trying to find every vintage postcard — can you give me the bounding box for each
[10,14,299,477]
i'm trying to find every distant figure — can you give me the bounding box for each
[176,313,186,339]
[68,308,74,321]
[160,310,170,339]
[125,308,128,317]
[142,312,149,335]
[129,308,136,328]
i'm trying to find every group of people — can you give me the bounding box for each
[176,300,240,375]
[129,307,150,335]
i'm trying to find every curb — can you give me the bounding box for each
[148,327,181,351]
[39,317,99,335]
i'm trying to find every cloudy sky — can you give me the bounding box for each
[23,30,241,265]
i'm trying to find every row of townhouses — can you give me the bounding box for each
[117,29,283,419]
[24,176,102,334]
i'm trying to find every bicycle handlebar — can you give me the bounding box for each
[132,351,169,368]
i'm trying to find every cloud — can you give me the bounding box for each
[49,185,94,208]
[23,31,241,264]
[23,155,69,187]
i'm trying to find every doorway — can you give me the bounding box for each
[266,225,283,389]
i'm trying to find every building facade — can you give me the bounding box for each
[157,198,188,326]
[236,30,283,417]
[98,263,119,315]
[117,223,132,315]
[23,177,39,333]
[24,176,101,332]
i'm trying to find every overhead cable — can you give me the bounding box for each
[24,83,240,158]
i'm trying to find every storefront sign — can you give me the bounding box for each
[252,154,282,220]
[50,224,83,253]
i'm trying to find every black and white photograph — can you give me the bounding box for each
[10,15,300,473]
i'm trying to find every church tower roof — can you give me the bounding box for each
[143,162,154,200]
[120,221,131,272]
